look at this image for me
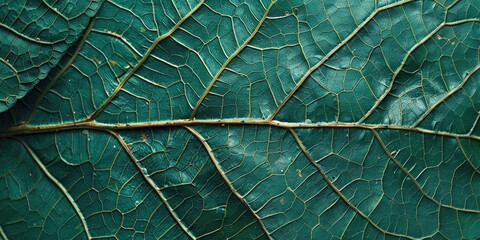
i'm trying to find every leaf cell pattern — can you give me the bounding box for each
[1,0,480,239]
[0,0,104,112]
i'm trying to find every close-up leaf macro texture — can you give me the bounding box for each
[1,0,480,239]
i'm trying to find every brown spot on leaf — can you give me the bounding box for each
[92,56,102,65]
[141,133,148,142]
[279,197,285,205]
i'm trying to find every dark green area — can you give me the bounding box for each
[1,0,479,239]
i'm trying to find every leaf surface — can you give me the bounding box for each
[1,0,480,239]
[0,0,104,112]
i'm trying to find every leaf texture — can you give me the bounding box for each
[0,0,104,112]
[1,0,480,239]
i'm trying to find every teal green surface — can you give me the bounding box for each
[0,0,104,113]
[1,0,480,239]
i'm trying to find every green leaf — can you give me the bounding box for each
[0,0,104,113]
[1,0,480,239]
